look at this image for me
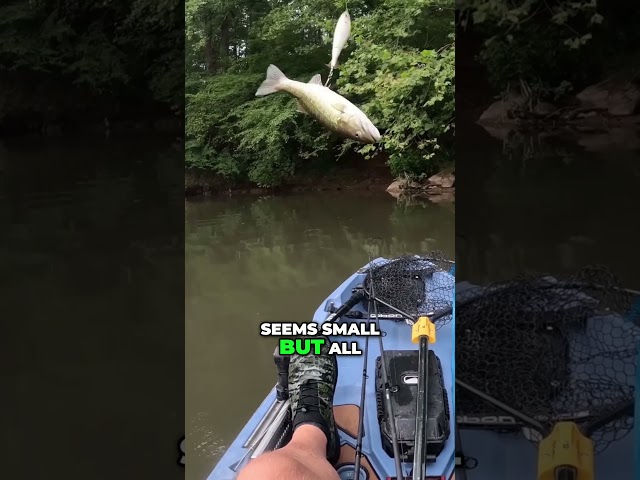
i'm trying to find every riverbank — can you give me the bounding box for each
[185,147,455,201]
[185,167,455,202]
[185,167,392,196]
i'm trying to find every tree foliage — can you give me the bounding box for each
[0,0,183,129]
[186,0,455,187]
[459,0,640,98]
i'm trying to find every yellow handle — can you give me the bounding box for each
[538,422,594,480]
[411,316,436,344]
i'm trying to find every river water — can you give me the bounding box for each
[1,136,185,479]
[456,123,640,287]
[185,193,455,479]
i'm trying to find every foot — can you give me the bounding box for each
[288,336,341,465]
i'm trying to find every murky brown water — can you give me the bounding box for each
[456,124,640,286]
[184,193,455,480]
[1,136,184,479]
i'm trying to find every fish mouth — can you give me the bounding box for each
[363,124,381,143]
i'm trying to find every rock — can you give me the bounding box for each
[609,88,640,116]
[386,177,422,193]
[386,189,401,199]
[576,84,608,109]
[576,80,640,116]
[386,180,404,194]
[426,172,455,189]
[478,124,512,142]
[387,173,454,201]
[477,92,527,125]
[534,102,557,115]
[477,101,511,125]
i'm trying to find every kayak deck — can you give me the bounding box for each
[209,258,455,480]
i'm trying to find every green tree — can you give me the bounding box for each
[185,0,455,187]
[0,0,183,130]
[459,0,640,99]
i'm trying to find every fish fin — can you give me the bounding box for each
[331,100,347,113]
[296,100,309,115]
[255,64,287,97]
[308,74,323,86]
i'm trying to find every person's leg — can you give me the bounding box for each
[238,337,341,480]
[237,425,340,480]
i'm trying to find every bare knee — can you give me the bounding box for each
[237,443,340,480]
[237,426,340,480]
[237,451,305,480]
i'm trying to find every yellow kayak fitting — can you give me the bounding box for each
[412,315,436,344]
[538,421,594,480]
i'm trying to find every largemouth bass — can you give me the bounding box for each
[255,64,381,144]
[329,10,351,70]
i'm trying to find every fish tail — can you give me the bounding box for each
[255,64,287,97]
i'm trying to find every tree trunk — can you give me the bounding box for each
[204,35,215,73]
[219,13,232,63]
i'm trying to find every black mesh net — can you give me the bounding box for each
[456,265,640,452]
[365,251,455,329]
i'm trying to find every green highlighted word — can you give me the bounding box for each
[279,338,325,355]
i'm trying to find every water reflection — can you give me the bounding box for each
[0,137,184,479]
[457,123,640,286]
[185,193,454,480]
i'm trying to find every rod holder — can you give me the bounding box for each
[273,344,291,401]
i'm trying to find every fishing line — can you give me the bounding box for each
[325,68,334,87]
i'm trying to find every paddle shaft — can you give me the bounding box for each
[412,336,429,480]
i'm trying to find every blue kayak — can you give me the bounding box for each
[209,256,456,480]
